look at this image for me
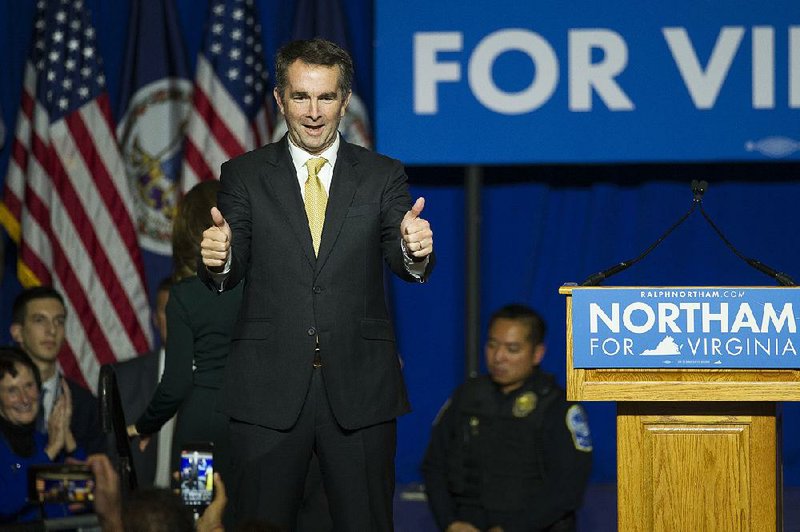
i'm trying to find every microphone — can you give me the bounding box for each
[691,180,708,202]
[581,262,632,287]
[746,259,797,287]
[579,180,797,287]
[582,181,701,285]
[693,182,797,286]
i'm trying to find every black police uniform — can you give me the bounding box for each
[422,369,592,532]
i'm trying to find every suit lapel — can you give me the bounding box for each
[316,141,362,274]
[264,138,317,268]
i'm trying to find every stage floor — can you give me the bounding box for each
[395,483,800,531]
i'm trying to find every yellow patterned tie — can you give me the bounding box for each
[304,157,328,256]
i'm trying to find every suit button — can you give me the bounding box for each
[313,286,323,294]
[307,327,316,336]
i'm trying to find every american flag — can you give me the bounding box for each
[181,0,273,191]
[0,0,152,391]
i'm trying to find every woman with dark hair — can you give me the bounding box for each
[127,180,242,492]
[0,346,85,522]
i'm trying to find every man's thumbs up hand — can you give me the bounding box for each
[201,207,232,271]
[400,197,433,261]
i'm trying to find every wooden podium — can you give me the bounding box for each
[560,286,800,532]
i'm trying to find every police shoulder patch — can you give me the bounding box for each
[566,404,593,452]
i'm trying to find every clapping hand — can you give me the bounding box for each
[45,379,76,459]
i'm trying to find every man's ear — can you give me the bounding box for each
[533,343,546,366]
[273,87,284,114]
[10,323,23,344]
[340,90,352,118]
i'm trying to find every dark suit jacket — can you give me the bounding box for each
[109,351,160,487]
[67,377,106,455]
[200,137,434,431]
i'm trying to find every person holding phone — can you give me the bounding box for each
[86,452,232,532]
[127,181,242,495]
[0,346,86,523]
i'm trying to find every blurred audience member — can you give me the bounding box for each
[88,451,241,532]
[423,304,592,532]
[122,487,194,532]
[107,277,174,488]
[87,453,123,532]
[0,345,85,522]
[10,286,106,454]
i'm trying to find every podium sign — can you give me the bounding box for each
[572,287,800,369]
[560,285,797,531]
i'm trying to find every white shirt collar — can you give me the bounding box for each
[287,132,340,177]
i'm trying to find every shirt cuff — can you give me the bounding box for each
[208,254,232,291]
[401,240,429,281]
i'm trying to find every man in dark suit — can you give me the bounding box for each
[107,277,173,488]
[199,39,435,529]
[9,286,106,455]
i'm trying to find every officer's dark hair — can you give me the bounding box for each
[11,286,66,325]
[274,38,354,99]
[0,345,42,391]
[488,304,546,347]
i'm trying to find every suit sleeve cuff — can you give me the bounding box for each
[207,254,232,291]
[401,240,429,281]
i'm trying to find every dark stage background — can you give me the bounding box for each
[1,0,799,489]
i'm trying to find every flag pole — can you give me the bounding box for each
[465,164,482,380]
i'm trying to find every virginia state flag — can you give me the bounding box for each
[117,0,192,255]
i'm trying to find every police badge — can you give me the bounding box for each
[512,391,538,417]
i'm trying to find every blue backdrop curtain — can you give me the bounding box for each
[393,167,800,484]
[2,0,799,487]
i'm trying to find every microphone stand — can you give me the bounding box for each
[580,180,796,287]
[99,365,139,493]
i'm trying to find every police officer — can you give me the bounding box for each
[422,304,592,532]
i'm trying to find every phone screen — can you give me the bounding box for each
[179,443,214,508]
[28,464,95,504]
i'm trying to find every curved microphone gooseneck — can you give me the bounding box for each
[580,181,796,286]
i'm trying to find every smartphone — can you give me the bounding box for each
[179,442,214,511]
[28,464,95,504]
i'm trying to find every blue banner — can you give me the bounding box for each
[572,287,800,368]
[375,0,800,164]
